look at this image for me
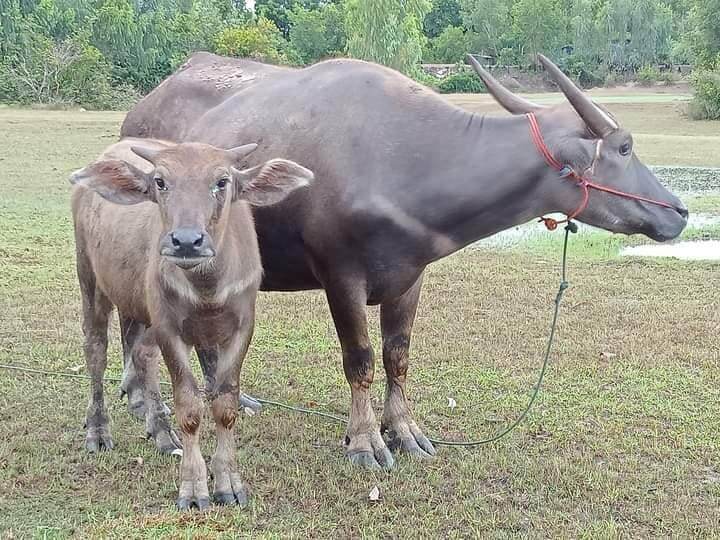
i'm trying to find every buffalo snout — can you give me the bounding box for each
[161,227,216,267]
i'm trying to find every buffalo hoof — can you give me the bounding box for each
[239,393,262,414]
[382,421,437,459]
[345,432,394,470]
[119,386,146,420]
[85,427,114,453]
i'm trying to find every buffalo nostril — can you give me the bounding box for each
[677,206,689,219]
[170,228,205,252]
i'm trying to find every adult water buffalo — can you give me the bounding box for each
[120,52,688,469]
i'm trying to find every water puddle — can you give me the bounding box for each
[621,241,720,261]
[652,166,720,194]
[476,213,719,249]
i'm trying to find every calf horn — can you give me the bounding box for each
[466,54,544,115]
[537,54,618,137]
[131,144,162,164]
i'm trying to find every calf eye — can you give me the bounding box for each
[155,177,167,191]
[619,142,632,156]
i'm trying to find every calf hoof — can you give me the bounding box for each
[85,428,114,452]
[176,496,210,511]
[177,480,210,511]
[212,472,249,507]
[345,432,394,470]
[149,427,182,457]
[214,490,248,507]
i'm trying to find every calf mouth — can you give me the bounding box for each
[163,255,213,270]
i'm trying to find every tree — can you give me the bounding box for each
[345,0,431,75]
[685,0,720,67]
[459,0,511,59]
[423,0,460,38]
[595,0,674,70]
[511,0,564,66]
[288,2,345,64]
[254,0,296,38]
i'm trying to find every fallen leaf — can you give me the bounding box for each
[244,407,256,417]
[129,456,143,467]
[448,397,457,409]
[368,485,381,502]
[69,365,83,374]
[600,351,617,360]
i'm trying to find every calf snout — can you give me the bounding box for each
[161,227,215,267]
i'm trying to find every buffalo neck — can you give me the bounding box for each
[412,111,559,260]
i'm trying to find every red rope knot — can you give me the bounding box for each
[539,217,559,230]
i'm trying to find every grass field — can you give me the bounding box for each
[1,92,719,538]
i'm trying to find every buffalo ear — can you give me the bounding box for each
[232,159,313,206]
[70,160,155,205]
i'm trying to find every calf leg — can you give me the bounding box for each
[197,347,262,414]
[132,329,182,455]
[80,282,114,452]
[161,336,209,510]
[380,274,436,458]
[325,279,394,469]
[119,316,147,418]
[203,306,255,505]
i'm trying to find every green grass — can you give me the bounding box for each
[1,101,720,538]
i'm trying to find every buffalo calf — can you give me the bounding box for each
[71,139,313,508]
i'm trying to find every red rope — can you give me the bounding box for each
[526,113,675,230]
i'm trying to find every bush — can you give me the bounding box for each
[214,17,286,63]
[637,65,660,86]
[437,69,485,93]
[423,26,469,64]
[658,70,675,86]
[0,35,132,109]
[411,68,441,90]
[604,71,620,87]
[558,55,604,88]
[688,70,720,120]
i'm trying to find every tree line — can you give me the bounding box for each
[1,0,719,114]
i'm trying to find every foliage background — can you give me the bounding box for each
[0,0,719,112]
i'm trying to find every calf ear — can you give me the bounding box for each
[232,159,314,206]
[70,160,154,205]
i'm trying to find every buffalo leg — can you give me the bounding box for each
[325,279,394,469]
[161,336,209,511]
[132,329,182,455]
[80,279,114,452]
[119,316,147,418]
[380,274,436,458]
[197,347,262,414]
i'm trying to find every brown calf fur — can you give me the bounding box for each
[70,138,313,509]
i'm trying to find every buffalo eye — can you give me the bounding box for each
[155,177,167,191]
[619,142,632,156]
[215,178,230,191]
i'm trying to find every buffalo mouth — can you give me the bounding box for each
[162,255,212,270]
